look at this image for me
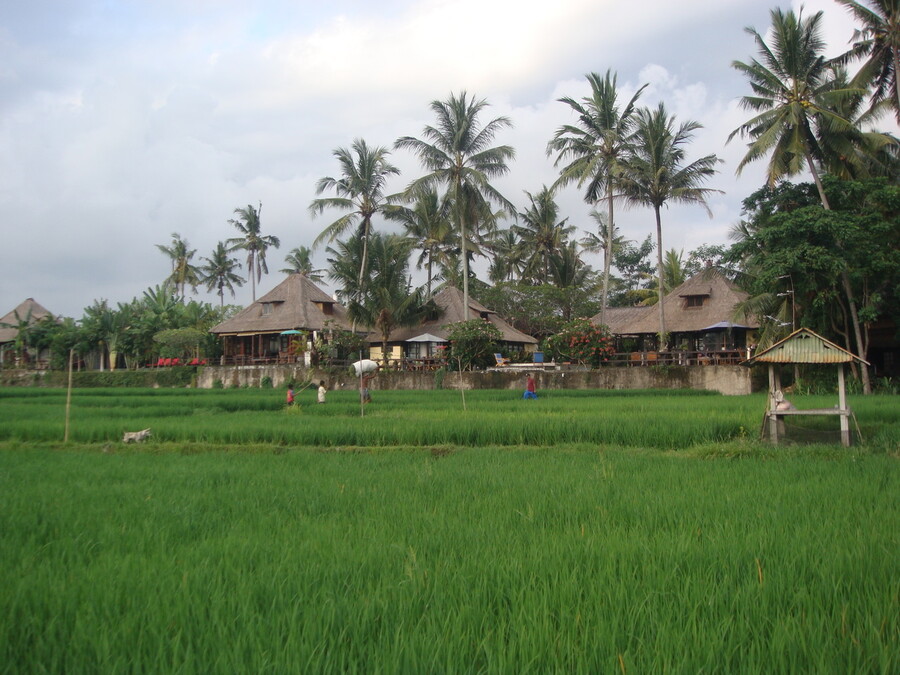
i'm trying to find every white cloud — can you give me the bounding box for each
[0,0,868,318]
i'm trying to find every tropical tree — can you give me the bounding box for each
[547,71,647,326]
[156,233,201,301]
[619,103,721,342]
[611,235,656,307]
[579,208,626,288]
[486,228,525,283]
[280,246,325,281]
[199,242,245,307]
[395,91,516,314]
[386,187,454,298]
[513,186,575,283]
[226,203,280,302]
[728,8,861,208]
[836,0,900,122]
[729,7,874,391]
[327,232,428,365]
[309,138,400,317]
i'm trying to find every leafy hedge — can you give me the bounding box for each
[19,368,197,388]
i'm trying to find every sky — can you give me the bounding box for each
[0,0,877,319]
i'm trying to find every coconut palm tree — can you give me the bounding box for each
[513,186,575,283]
[226,203,280,302]
[156,233,201,301]
[309,138,400,318]
[199,242,245,307]
[579,208,626,297]
[395,92,515,314]
[836,0,900,122]
[728,8,860,208]
[815,66,900,180]
[729,7,873,391]
[619,103,721,344]
[326,232,428,365]
[547,71,647,326]
[385,188,454,299]
[280,246,325,281]
[486,227,525,283]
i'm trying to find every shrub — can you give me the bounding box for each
[544,318,614,368]
[445,320,503,371]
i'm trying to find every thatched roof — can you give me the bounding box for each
[382,286,538,345]
[0,298,54,343]
[210,274,353,335]
[597,271,758,335]
[744,328,869,366]
[592,306,653,333]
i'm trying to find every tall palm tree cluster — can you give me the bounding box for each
[728,3,900,393]
[141,3,896,386]
[313,83,720,346]
[309,3,897,383]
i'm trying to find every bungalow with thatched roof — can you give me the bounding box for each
[0,298,55,365]
[592,270,758,363]
[369,285,538,367]
[210,274,353,364]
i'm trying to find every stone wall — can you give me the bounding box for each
[196,364,753,396]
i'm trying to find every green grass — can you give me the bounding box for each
[0,387,897,672]
[1,386,897,451]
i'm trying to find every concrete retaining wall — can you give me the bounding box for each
[197,364,753,396]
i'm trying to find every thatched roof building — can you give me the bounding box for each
[593,270,758,352]
[210,274,353,363]
[0,298,54,343]
[370,286,537,363]
[0,298,55,365]
[386,286,537,345]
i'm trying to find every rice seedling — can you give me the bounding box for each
[0,446,896,672]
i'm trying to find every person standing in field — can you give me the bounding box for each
[286,384,295,407]
[360,371,376,404]
[317,380,327,404]
[523,373,537,400]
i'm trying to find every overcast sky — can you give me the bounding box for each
[0,0,874,318]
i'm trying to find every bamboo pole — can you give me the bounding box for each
[457,356,466,412]
[64,348,74,443]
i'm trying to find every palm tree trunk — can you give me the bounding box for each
[461,209,469,319]
[600,186,614,327]
[805,151,870,393]
[654,205,666,346]
[893,45,900,122]
[250,255,257,302]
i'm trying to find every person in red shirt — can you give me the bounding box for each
[523,373,537,400]
[286,384,295,407]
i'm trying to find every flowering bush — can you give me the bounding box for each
[446,319,503,371]
[544,318,614,367]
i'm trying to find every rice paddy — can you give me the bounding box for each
[0,387,897,672]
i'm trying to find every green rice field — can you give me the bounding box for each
[0,387,897,672]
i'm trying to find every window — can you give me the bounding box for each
[685,296,705,308]
[262,303,273,315]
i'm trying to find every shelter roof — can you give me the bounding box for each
[596,270,758,335]
[210,274,352,335]
[744,327,869,366]
[382,286,538,345]
[0,298,54,343]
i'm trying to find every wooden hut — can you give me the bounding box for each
[743,328,869,447]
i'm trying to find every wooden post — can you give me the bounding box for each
[64,348,74,443]
[838,363,850,447]
[767,364,779,445]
